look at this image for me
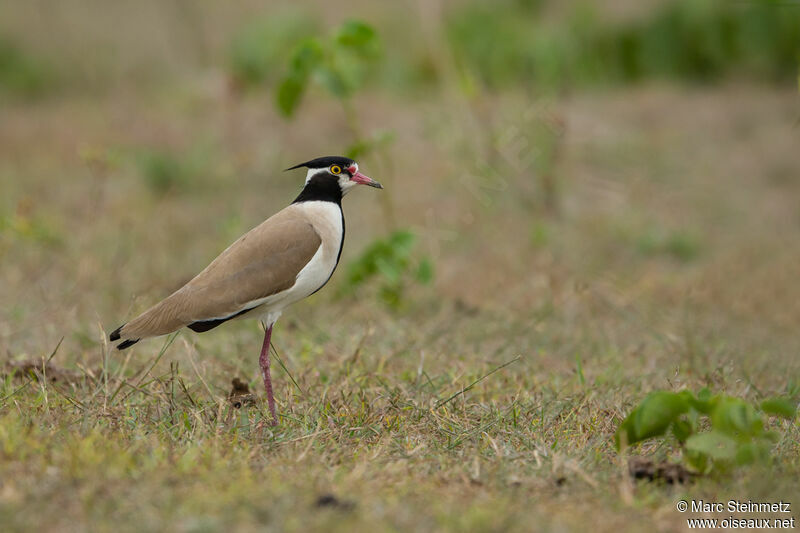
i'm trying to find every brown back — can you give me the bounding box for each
[117,205,321,340]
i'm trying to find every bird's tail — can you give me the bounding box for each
[109,292,193,350]
[109,324,139,350]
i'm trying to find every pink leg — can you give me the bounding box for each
[258,324,278,426]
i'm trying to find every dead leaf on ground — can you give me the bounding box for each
[314,493,355,511]
[228,377,255,408]
[628,456,694,484]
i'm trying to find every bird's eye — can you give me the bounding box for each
[330,165,341,174]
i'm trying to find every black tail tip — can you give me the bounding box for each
[109,325,124,341]
[116,339,139,350]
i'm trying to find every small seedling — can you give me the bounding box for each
[228,12,318,90]
[339,230,433,310]
[616,388,797,474]
[275,19,380,121]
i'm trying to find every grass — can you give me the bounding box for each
[2,84,798,531]
[1,313,797,532]
[1,1,799,531]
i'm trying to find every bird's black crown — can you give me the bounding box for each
[285,156,355,171]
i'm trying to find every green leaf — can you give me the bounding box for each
[276,75,306,117]
[696,387,712,402]
[711,397,763,437]
[375,257,401,283]
[672,418,692,443]
[760,397,797,419]
[335,20,378,52]
[415,258,434,284]
[289,39,324,74]
[734,441,771,465]
[273,20,378,117]
[228,13,319,87]
[275,39,323,117]
[615,391,690,449]
[316,66,351,99]
[389,230,416,249]
[340,229,427,309]
[684,448,710,473]
[688,387,714,414]
[685,430,738,461]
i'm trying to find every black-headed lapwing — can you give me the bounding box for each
[109,156,382,425]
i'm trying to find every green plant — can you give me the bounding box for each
[636,227,702,262]
[0,38,51,98]
[339,230,433,310]
[616,388,797,474]
[275,19,380,119]
[446,0,800,91]
[0,211,63,247]
[276,19,396,227]
[136,149,204,195]
[228,12,318,89]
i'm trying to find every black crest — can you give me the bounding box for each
[285,156,355,171]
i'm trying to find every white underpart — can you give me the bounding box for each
[247,201,344,327]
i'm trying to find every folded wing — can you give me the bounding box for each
[110,208,321,348]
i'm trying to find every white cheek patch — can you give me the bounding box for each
[339,175,358,195]
[340,163,359,195]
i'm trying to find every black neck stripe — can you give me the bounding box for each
[292,174,342,205]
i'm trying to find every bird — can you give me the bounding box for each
[109,156,382,425]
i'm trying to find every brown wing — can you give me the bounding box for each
[114,206,321,342]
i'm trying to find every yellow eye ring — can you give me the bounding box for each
[330,165,341,174]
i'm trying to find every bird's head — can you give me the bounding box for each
[286,156,382,197]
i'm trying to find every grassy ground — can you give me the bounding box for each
[2,2,800,532]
